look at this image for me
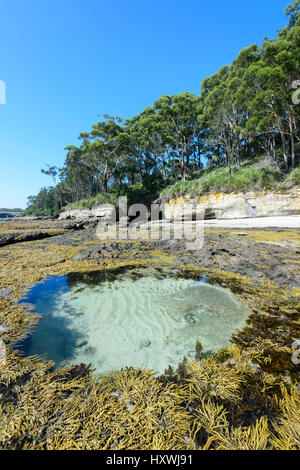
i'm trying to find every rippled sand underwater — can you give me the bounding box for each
[21,271,248,375]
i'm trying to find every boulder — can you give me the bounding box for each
[59,204,116,221]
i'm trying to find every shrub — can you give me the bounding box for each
[161,161,285,199]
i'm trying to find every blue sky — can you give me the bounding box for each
[0,0,288,208]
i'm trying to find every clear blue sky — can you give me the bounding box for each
[0,0,288,208]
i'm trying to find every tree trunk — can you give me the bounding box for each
[289,114,295,171]
[280,131,289,173]
[226,151,232,174]
[103,168,108,193]
[181,154,186,180]
[236,140,241,169]
[162,160,166,179]
[290,135,295,171]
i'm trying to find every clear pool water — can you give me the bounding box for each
[19,268,248,375]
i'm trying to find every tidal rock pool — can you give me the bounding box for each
[19,268,248,375]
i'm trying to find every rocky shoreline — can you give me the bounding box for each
[0,217,299,449]
[162,187,300,220]
[1,217,299,286]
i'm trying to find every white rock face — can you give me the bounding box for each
[162,187,300,220]
[59,188,300,222]
[59,204,116,221]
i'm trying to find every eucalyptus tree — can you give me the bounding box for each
[41,165,66,209]
[199,44,261,174]
[62,145,91,201]
[199,66,238,173]
[278,0,300,169]
[26,0,300,217]
[239,38,298,171]
[88,115,123,193]
[115,116,149,184]
[285,0,300,29]
[26,187,60,215]
[129,105,177,179]
[234,1,300,173]
[154,92,200,180]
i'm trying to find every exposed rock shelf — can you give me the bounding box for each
[162,187,300,220]
[58,204,115,221]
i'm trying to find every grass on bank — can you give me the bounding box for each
[56,156,300,213]
[160,159,300,200]
[64,192,119,210]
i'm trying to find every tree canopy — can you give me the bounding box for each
[27,1,300,215]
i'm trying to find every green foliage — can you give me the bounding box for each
[284,166,300,185]
[161,159,284,198]
[27,0,300,216]
[25,187,61,216]
[0,208,23,213]
[65,192,118,210]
